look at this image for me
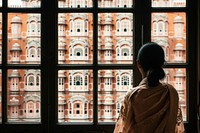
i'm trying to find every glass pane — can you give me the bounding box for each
[58,13,93,64]
[0,70,1,123]
[7,13,41,64]
[8,0,41,8]
[163,68,187,121]
[151,13,186,63]
[98,0,133,8]
[98,13,133,64]
[98,69,133,122]
[7,69,41,122]
[152,0,186,7]
[0,13,2,64]
[58,0,93,8]
[58,70,93,123]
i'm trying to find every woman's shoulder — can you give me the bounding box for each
[161,82,179,96]
[125,84,147,101]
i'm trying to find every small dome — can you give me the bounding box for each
[58,40,66,50]
[10,97,19,103]
[10,43,22,51]
[174,69,185,77]
[104,70,113,78]
[104,96,114,105]
[58,97,66,105]
[58,70,66,78]
[11,16,22,23]
[174,43,185,51]
[8,97,20,106]
[8,70,21,78]
[104,13,113,24]
[174,15,184,23]
[58,14,66,25]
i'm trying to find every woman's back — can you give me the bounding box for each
[128,79,178,133]
[114,79,179,133]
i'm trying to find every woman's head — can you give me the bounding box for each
[137,42,165,86]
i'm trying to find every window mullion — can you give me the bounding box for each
[43,0,57,132]
[1,0,8,125]
[93,0,98,126]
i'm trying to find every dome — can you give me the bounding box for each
[8,97,20,106]
[58,14,66,25]
[10,43,22,51]
[174,43,185,51]
[11,16,22,23]
[58,97,66,105]
[174,16,184,23]
[58,70,66,78]
[104,96,114,105]
[104,13,113,24]
[174,69,185,77]
[103,70,113,78]
[58,40,66,50]
[8,70,21,78]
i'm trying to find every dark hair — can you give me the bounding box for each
[137,42,165,87]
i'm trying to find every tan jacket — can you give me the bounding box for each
[114,78,181,133]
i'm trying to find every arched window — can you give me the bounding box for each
[36,102,40,117]
[158,21,164,33]
[74,75,83,86]
[71,101,84,117]
[116,102,121,114]
[117,76,120,85]
[36,75,40,86]
[85,76,88,85]
[85,48,88,56]
[74,48,83,56]
[69,76,72,85]
[121,48,129,56]
[117,48,120,56]
[121,20,129,32]
[28,76,35,86]
[117,19,131,35]
[12,24,21,36]
[121,76,129,85]
[27,101,34,118]
[104,78,112,91]
[116,21,120,32]
[27,47,38,61]
[10,78,19,90]
[10,106,18,118]
[69,44,89,61]
[30,48,36,57]
[174,23,184,38]
[30,22,36,32]
[73,19,84,34]
[153,22,157,32]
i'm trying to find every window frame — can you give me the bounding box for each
[0,0,198,133]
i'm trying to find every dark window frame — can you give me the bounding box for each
[0,0,198,133]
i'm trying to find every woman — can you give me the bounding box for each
[114,42,185,133]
